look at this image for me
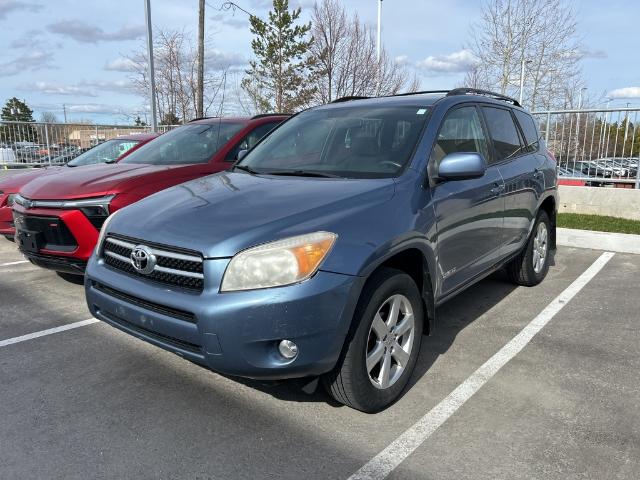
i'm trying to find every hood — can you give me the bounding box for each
[107,171,396,259]
[18,163,194,200]
[0,166,63,193]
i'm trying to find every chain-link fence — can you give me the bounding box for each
[532,108,640,189]
[0,121,177,167]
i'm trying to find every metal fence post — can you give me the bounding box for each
[44,123,51,166]
[635,157,640,190]
[545,111,551,144]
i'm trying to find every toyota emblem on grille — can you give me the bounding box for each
[130,245,156,275]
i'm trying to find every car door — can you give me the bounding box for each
[482,106,545,259]
[430,104,506,296]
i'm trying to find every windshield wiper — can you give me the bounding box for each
[233,164,261,174]
[261,169,343,178]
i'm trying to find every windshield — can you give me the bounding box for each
[121,122,244,165]
[236,105,430,178]
[67,139,140,167]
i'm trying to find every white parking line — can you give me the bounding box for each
[0,318,99,348]
[349,251,615,480]
[0,260,29,267]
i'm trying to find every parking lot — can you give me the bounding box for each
[1,239,639,479]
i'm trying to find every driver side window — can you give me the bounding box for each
[430,106,489,169]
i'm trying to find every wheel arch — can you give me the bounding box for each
[357,242,437,336]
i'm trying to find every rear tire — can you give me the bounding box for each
[56,271,85,285]
[506,210,551,286]
[323,268,423,412]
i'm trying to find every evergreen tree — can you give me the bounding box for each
[241,0,316,113]
[1,97,38,143]
[134,116,148,127]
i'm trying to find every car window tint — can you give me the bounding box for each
[121,122,244,165]
[430,106,489,167]
[514,110,540,152]
[237,106,430,178]
[67,139,140,166]
[225,122,279,161]
[482,107,523,161]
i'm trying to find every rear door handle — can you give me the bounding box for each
[490,183,505,195]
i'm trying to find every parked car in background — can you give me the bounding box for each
[84,89,557,412]
[13,115,287,281]
[0,133,158,241]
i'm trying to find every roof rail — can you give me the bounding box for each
[251,113,290,119]
[330,96,371,103]
[447,88,521,107]
[390,90,451,97]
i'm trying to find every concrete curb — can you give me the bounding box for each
[557,227,640,255]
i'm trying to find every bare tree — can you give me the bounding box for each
[310,0,419,104]
[128,29,227,123]
[465,0,584,110]
[40,111,59,123]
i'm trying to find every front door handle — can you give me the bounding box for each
[490,183,505,195]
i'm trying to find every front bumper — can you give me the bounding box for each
[0,204,14,237]
[12,204,99,270]
[85,255,365,380]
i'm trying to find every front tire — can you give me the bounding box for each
[506,210,551,286]
[323,268,423,412]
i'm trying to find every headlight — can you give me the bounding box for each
[221,231,337,292]
[94,209,121,258]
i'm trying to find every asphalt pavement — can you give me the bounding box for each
[0,237,638,479]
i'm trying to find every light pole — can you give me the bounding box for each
[376,0,382,63]
[518,59,531,105]
[144,0,158,132]
[575,87,587,159]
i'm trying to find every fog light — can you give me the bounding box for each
[278,339,298,359]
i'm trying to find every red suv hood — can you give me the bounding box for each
[18,163,196,200]
[0,166,64,193]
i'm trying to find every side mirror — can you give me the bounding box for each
[237,149,249,161]
[437,152,486,180]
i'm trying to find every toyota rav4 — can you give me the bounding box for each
[84,89,557,412]
[13,115,287,281]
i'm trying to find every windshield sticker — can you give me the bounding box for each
[416,108,427,115]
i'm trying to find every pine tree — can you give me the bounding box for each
[1,98,38,143]
[134,116,147,127]
[241,0,316,113]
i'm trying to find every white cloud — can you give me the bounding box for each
[0,50,55,77]
[210,13,248,29]
[205,49,246,71]
[104,57,142,73]
[394,55,410,66]
[24,80,135,97]
[607,87,640,99]
[47,20,145,43]
[416,49,479,74]
[0,0,42,20]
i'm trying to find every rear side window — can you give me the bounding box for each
[430,106,489,166]
[225,122,280,161]
[482,107,522,161]
[514,110,540,152]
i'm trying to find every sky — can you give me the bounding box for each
[0,0,638,124]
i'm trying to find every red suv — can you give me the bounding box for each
[0,133,158,241]
[12,115,287,279]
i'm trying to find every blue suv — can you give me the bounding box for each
[84,89,557,412]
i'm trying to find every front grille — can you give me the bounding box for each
[93,282,196,323]
[16,214,77,251]
[102,235,204,292]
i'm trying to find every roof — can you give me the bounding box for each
[321,88,522,110]
[115,132,160,141]
[188,115,289,125]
